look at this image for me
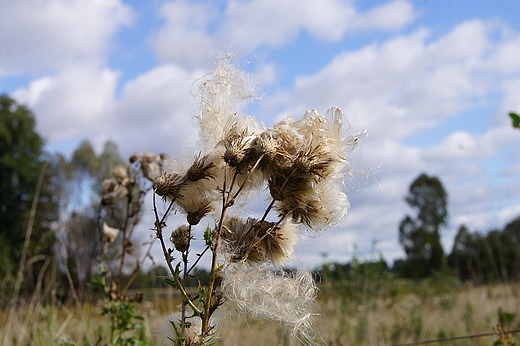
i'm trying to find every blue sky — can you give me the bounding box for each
[2,0,520,267]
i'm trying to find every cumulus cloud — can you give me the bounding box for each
[423,127,518,161]
[113,64,203,156]
[0,0,132,74]
[281,20,520,139]
[12,64,119,144]
[152,0,417,68]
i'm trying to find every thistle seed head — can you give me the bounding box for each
[186,154,217,182]
[132,151,169,181]
[101,178,129,205]
[112,165,128,183]
[153,173,185,200]
[170,225,191,253]
[221,217,300,266]
[102,222,120,243]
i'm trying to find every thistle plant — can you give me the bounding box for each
[145,55,364,345]
[95,152,169,345]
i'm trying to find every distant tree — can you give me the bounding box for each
[448,218,520,283]
[0,95,62,303]
[448,225,480,281]
[398,173,448,278]
[0,95,44,264]
[98,140,127,182]
[56,139,128,301]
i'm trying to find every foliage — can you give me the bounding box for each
[398,173,448,278]
[509,112,520,129]
[0,94,61,303]
[448,218,520,283]
[94,270,148,346]
[319,246,391,306]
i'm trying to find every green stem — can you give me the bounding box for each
[153,194,201,316]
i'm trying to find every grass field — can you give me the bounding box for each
[1,280,519,346]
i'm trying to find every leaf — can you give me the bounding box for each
[509,112,520,128]
[204,226,213,246]
[163,278,179,289]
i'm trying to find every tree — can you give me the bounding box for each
[0,95,44,253]
[55,139,129,301]
[398,173,448,278]
[0,95,64,303]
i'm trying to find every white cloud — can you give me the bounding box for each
[283,21,509,139]
[0,0,132,75]
[12,62,204,160]
[353,0,416,31]
[12,64,119,144]
[151,0,417,68]
[152,0,217,68]
[112,64,203,156]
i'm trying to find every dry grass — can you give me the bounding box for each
[1,283,519,346]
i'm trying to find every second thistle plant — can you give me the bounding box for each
[147,55,365,345]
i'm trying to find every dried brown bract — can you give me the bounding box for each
[153,173,185,201]
[221,217,299,266]
[186,154,217,182]
[170,225,191,253]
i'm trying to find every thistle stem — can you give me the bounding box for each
[153,194,201,316]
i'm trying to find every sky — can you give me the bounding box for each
[2,0,520,268]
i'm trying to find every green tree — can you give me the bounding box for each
[98,140,127,182]
[398,173,448,278]
[0,95,62,303]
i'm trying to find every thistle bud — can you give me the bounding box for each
[170,225,191,253]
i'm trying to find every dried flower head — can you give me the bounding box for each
[261,108,358,232]
[101,178,129,205]
[132,151,169,181]
[153,173,185,200]
[102,222,120,243]
[176,186,214,225]
[221,217,300,266]
[222,129,261,170]
[185,154,217,182]
[170,225,191,253]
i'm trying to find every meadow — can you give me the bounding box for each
[1,278,519,346]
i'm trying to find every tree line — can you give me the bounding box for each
[394,173,520,283]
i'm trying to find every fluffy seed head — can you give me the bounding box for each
[102,222,120,243]
[153,173,185,200]
[133,151,169,181]
[221,217,300,266]
[186,154,217,182]
[197,55,256,150]
[101,178,129,205]
[222,265,318,344]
